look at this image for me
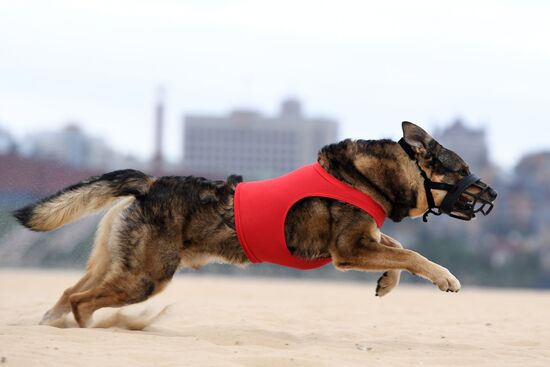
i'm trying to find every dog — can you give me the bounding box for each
[13,121,497,327]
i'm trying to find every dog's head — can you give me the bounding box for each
[401,121,497,221]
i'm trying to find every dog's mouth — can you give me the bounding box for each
[451,189,495,219]
[459,194,470,204]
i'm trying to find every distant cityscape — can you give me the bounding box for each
[184,98,337,179]
[1,97,549,287]
[0,97,338,179]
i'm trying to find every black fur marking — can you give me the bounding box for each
[161,262,178,281]
[226,174,243,186]
[338,262,352,267]
[99,169,152,197]
[11,205,34,229]
[129,278,156,303]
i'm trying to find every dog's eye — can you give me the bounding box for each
[459,168,470,176]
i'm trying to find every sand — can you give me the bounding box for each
[0,270,549,367]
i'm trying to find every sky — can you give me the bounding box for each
[0,0,549,170]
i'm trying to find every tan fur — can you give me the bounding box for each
[23,177,156,231]
[29,186,116,231]
[331,238,461,292]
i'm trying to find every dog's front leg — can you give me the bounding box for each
[332,238,461,293]
[375,233,403,297]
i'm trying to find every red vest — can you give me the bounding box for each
[234,163,387,270]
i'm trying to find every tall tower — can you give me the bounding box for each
[153,86,164,171]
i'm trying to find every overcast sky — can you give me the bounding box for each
[0,0,549,170]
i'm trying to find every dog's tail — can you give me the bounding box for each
[13,169,156,232]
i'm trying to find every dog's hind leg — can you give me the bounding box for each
[40,198,133,325]
[69,222,181,327]
[68,268,176,328]
[69,276,155,328]
[375,233,403,297]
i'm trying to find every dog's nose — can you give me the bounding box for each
[487,188,498,200]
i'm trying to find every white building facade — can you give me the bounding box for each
[183,99,338,179]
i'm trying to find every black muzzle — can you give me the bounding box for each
[424,173,496,221]
[398,138,497,222]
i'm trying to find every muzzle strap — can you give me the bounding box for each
[439,174,480,214]
[398,138,494,222]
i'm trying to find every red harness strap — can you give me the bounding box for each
[234,163,387,270]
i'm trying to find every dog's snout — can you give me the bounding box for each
[487,188,498,200]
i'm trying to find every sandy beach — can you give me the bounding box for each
[0,270,549,367]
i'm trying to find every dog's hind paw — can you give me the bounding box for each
[375,270,401,297]
[40,310,73,328]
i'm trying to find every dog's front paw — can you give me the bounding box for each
[433,269,461,292]
[375,270,401,297]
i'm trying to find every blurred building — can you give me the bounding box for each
[20,123,140,171]
[434,119,489,174]
[512,152,550,233]
[20,123,91,167]
[183,98,338,178]
[0,126,16,154]
[515,152,550,187]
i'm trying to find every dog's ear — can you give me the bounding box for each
[401,121,434,156]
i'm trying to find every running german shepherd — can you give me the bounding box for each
[14,122,497,327]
